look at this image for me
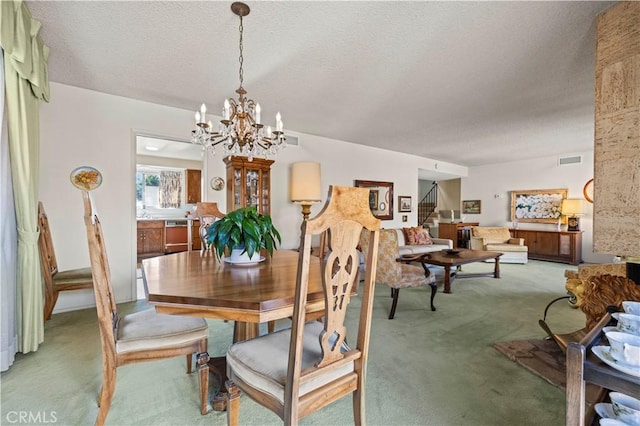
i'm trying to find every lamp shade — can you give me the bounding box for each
[290,162,322,202]
[561,199,586,216]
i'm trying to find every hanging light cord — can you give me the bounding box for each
[238,15,244,90]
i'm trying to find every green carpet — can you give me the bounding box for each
[1,260,586,425]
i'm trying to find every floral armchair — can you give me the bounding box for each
[360,229,436,319]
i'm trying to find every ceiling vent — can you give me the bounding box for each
[285,135,299,147]
[558,155,582,166]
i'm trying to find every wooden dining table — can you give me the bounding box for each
[142,249,324,342]
[142,249,326,411]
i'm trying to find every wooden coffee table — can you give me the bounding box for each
[420,248,502,293]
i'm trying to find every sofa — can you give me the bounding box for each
[469,227,528,264]
[393,227,452,257]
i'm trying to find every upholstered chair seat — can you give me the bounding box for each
[227,321,351,404]
[116,310,208,354]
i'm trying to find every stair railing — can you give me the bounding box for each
[418,182,438,226]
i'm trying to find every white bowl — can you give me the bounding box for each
[612,312,640,336]
[610,392,640,425]
[605,331,640,366]
[623,301,640,316]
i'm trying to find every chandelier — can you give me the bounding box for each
[191,2,285,161]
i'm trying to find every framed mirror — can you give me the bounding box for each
[355,180,394,220]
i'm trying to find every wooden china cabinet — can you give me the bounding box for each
[224,156,274,215]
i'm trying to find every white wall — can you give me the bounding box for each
[437,178,461,211]
[461,152,613,263]
[40,82,466,314]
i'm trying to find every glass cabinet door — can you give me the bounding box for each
[245,169,259,208]
[261,169,270,214]
[224,157,274,215]
[233,168,242,210]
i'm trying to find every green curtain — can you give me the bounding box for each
[0,0,50,353]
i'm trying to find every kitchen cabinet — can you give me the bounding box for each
[510,229,582,265]
[136,220,165,262]
[191,221,201,251]
[185,169,201,204]
[224,156,273,215]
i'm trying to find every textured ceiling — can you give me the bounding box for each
[27,1,614,167]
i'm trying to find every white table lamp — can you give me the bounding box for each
[290,162,322,220]
[561,199,586,232]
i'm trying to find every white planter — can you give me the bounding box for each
[227,247,263,264]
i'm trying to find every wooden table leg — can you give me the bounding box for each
[443,265,452,293]
[233,321,260,342]
[494,257,501,278]
[202,321,260,413]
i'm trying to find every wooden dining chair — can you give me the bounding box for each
[225,185,381,425]
[79,190,210,425]
[38,201,94,321]
[194,202,225,250]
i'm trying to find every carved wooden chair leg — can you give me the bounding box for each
[226,380,241,426]
[352,379,365,426]
[197,352,210,415]
[186,354,193,374]
[429,283,437,311]
[44,290,59,321]
[389,288,400,319]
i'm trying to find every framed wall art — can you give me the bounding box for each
[398,196,412,212]
[462,200,481,214]
[355,180,394,220]
[510,188,568,223]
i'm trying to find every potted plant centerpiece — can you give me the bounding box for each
[206,206,281,264]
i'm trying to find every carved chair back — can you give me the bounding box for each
[226,186,381,424]
[286,185,380,421]
[194,202,225,249]
[81,191,118,360]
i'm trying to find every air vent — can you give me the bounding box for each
[558,155,582,166]
[285,135,299,147]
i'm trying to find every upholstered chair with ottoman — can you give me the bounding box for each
[469,227,528,264]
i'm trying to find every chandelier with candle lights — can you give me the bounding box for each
[191,2,285,161]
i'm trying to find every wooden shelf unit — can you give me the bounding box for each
[566,313,640,425]
[438,222,479,249]
[510,229,582,265]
